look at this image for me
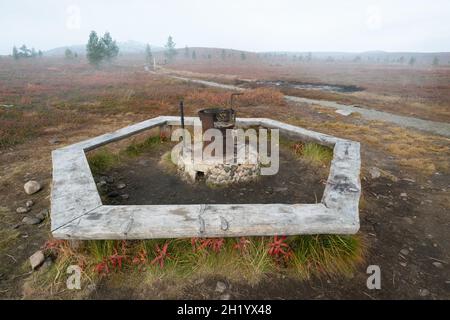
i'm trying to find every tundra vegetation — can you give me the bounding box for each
[0,46,449,299]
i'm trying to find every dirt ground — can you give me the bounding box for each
[94,144,329,206]
[0,58,449,299]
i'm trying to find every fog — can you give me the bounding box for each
[1,0,449,55]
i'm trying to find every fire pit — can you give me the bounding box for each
[176,105,260,185]
[50,116,361,240]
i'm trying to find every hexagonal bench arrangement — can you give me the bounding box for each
[51,116,361,240]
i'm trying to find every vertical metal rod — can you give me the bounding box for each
[179,100,185,129]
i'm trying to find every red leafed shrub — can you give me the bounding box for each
[42,239,66,252]
[132,248,148,271]
[233,237,251,252]
[108,248,127,270]
[191,238,225,253]
[151,242,171,268]
[268,236,293,262]
[94,259,110,275]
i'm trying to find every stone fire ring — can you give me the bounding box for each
[51,116,361,240]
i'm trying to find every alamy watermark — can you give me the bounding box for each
[170,125,280,175]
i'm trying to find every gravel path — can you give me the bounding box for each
[170,75,450,138]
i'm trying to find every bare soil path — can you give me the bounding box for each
[167,74,450,138]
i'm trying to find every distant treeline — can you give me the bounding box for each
[12,45,43,59]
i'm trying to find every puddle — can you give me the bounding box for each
[254,80,364,93]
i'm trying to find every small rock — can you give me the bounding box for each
[26,200,34,208]
[194,278,205,285]
[419,289,430,297]
[40,257,53,271]
[399,262,407,267]
[215,281,227,293]
[35,209,48,221]
[22,216,42,225]
[400,192,407,198]
[96,181,107,190]
[369,167,381,179]
[24,180,41,195]
[335,109,353,116]
[116,183,126,190]
[400,249,409,256]
[100,176,114,184]
[29,250,45,270]
[120,194,130,200]
[16,207,30,214]
[107,191,120,198]
[48,137,61,144]
[220,294,231,300]
[432,262,444,269]
[274,187,288,192]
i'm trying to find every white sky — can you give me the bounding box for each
[1,0,449,55]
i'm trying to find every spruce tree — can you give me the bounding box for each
[86,31,104,66]
[145,44,153,64]
[12,46,19,60]
[102,32,119,61]
[164,36,177,62]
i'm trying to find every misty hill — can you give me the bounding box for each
[45,40,163,56]
[261,50,450,64]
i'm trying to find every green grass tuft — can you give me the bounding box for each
[41,234,365,289]
[87,150,120,175]
[302,143,333,165]
[123,136,162,157]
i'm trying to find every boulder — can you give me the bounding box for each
[24,181,41,195]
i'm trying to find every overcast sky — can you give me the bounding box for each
[1,0,449,55]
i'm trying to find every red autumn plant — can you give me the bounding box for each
[291,142,304,156]
[151,242,171,268]
[268,236,293,262]
[94,259,110,275]
[108,248,127,270]
[233,237,251,252]
[42,239,66,253]
[132,248,148,272]
[191,238,225,253]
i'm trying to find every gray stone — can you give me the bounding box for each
[419,289,430,297]
[16,207,30,214]
[116,183,126,190]
[335,109,353,116]
[24,180,41,195]
[96,181,107,190]
[22,216,42,225]
[101,176,114,184]
[400,192,408,198]
[120,194,130,200]
[400,249,409,256]
[369,167,381,179]
[220,294,231,300]
[26,200,34,208]
[29,250,45,270]
[35,209,49,221]
[215,281,227,293]
[432,262,444,269]
[40,257,53,271]
[49,137,61,144]
[107,191,120,198]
